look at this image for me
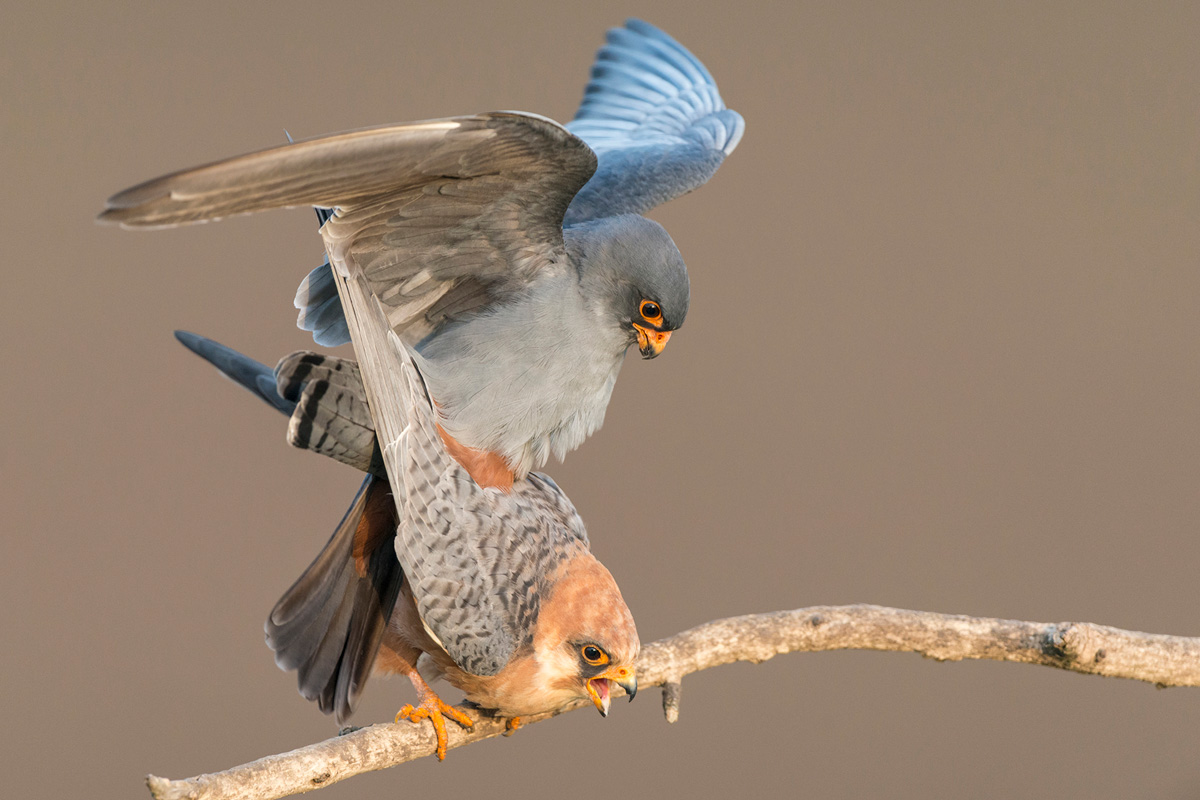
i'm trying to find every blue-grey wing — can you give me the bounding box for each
[563,19,744,223]
[296,22,741,345]
[295,259,352,346]
[294,206,352,346]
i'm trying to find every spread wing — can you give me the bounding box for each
[100,113,598,347]
[563,19,744,223]
[336,266,588,677]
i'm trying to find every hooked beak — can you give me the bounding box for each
[586,666,638,717]
[633,323,671,359]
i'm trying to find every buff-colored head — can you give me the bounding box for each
[533,552,640,715]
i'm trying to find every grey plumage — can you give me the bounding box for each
[372,319,590,675]
[291,20,740,343]
[101,112,690,478]
[102,20,739,479]
[174,329,590,694]
[179,223,691,480]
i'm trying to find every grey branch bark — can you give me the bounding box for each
[147,604,1200,800]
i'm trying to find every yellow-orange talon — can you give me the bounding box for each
[504,716,523,736]
[395,693,474,761]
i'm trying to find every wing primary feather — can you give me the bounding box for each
[564,18,743,221]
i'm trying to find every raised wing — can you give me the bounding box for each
[563,19,744,223]
[336,268,587,676]
[100,113,597,346]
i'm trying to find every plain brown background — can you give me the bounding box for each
[4,1,1199,798]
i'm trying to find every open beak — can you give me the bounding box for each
[633,324,671,359]
[586,666,638,717]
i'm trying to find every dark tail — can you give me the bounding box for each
[174,330,295,414]
[176,331,396,719]
[265,474,403,722]
[175,332,382,475]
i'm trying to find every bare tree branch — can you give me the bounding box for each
[147,604,1200,800]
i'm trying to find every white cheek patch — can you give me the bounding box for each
[533,646,579,687]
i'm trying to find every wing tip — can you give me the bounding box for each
[96,204,150,228]
[98,171,187,227]
[173,329,202,351]
[98,117,473,229]
[619,18,673,46]
[722,111,746,156]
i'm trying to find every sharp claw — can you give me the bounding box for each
[395,694,474,761]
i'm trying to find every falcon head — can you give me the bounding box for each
[568,214,690,360]
[576,640,638,716]
[534,552,641,716]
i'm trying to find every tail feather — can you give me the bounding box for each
[265,474,403,722]
[274,350,363,402]
[177,332,397,720]
[267,481,368,662]
[295,582,360,707]
[275,351,383,475]
[175,332,381,475]
[174,330,295,415]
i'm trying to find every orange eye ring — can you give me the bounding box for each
[581,644,609,666]
[639,300,663,326]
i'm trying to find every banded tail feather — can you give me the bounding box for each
[175,331,398,720]
[175,332,381,475]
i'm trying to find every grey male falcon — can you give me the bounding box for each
[100,19,743,491]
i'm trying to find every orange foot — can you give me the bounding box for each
[503,716,523,737]
[395,688,474,761]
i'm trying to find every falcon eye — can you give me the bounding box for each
[639,300,663,325]
[581,645,608,666]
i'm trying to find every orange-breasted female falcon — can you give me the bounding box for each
[204,330,641,760]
